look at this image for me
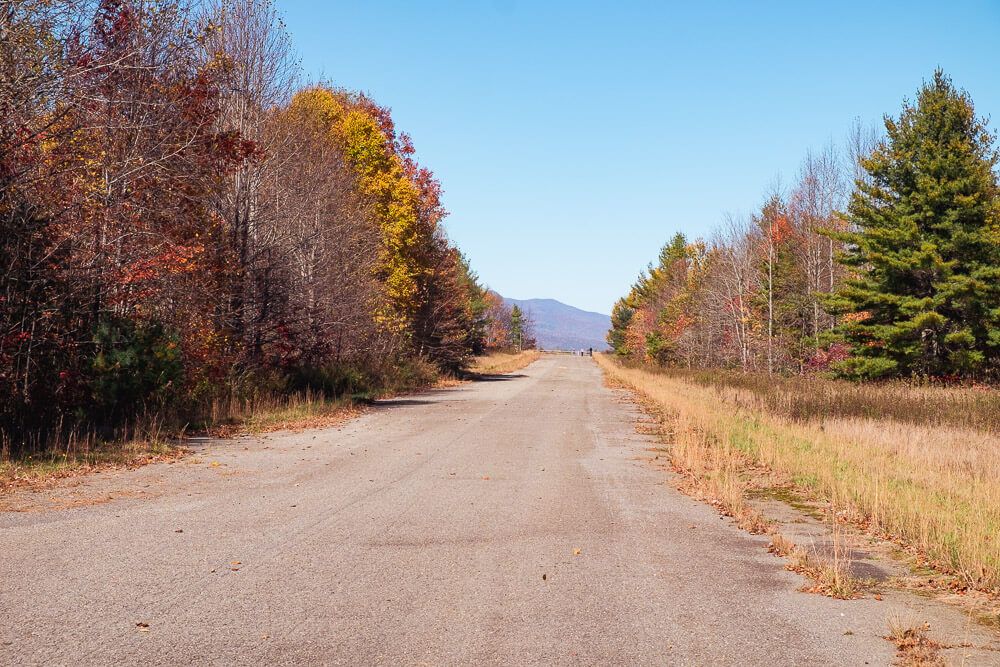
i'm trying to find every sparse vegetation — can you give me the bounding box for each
[790,536,866,599]
[886,619,947,666]
[0,434,180,495]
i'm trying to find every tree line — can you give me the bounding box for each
[608,71,1000,381]
[0,0,525,454]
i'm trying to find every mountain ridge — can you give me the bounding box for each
[502,297,610,351]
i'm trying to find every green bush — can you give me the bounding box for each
[90,318,183,416]
[285,364,371,399]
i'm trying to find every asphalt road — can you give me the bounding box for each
[0,355,991,665]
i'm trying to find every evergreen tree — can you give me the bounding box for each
[454,253,490,355]
[827,70,1000,379]
[607,298,634,356]
[510,305,524,352]
[646,232,691,364]
[657,232,689,276]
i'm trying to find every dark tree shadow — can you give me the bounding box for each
[369,398,438,408]
[457,372,527,382]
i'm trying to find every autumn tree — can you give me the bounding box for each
[201,0,297,366]
[2,0,242,438]
[608,72,1000,381]
[0,0,73,430]
[454,255,492,355]
[258,95,382,373]
[1,0,495,456]
[788,146,847,352]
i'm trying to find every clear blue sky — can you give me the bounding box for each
[278,0,999,315]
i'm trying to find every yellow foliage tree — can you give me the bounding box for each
[288,86,426,338]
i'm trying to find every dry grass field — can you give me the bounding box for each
[595,355,1000,595]
[467,350,541,375]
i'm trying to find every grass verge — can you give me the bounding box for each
[0,437,182,495]
[1,358,447,495]
[1,391,370,496]
[595,354,1000,597]
[196,390,363,438]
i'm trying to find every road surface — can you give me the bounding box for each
[0,355,991,665]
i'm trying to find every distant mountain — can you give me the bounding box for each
[502,297,610,351]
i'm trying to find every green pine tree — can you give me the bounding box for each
[826,70,1000,379]
[510,305,524,352]
[607,298,634,356]
[657,232,689,273]
[646,232,691,364]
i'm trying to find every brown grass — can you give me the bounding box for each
[769,533,797,557]
[467,349,541,375]
[768,528,869,599]
[596,354,1000,595]
[659,366,1000,434]
[791,547,865,599]
[768,531,867,599]
[197,390,361,437]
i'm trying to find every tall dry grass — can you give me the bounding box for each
[0,414,176,493]
[196,388,358,434]
[467,350,541,375]
[660,367,1000,434]
[596,355,1000,594]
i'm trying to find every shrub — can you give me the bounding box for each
[89,318,182,417]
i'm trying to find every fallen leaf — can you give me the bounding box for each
[231,560,241,565]
[136,622,150,632]
[573,548,582,556]
[482,475,490,480]
[209,461,221,468]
